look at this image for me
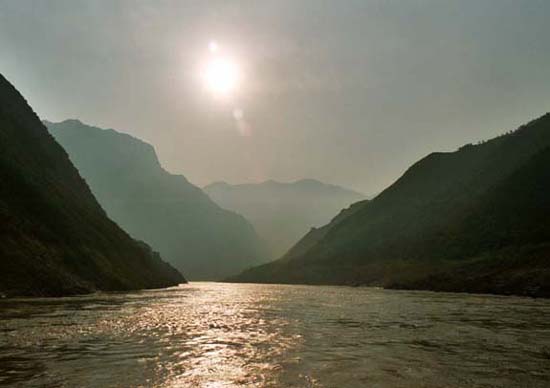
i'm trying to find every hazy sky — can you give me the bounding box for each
[1,0,549,194]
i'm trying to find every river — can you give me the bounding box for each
[1,282,549,387]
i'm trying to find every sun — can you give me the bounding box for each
[200,42,241,97]
[202,57,240,95]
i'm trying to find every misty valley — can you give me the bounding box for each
[1,1,550,387]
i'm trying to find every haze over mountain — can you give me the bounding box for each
[3,1,550,197]
[204,179,365,258]
[230,113,550,297]
[47,120,267,280]
[0,74,184,297]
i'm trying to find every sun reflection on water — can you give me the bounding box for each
[83,283,304,387]
[123,284,298,386]
[2,282,550,387]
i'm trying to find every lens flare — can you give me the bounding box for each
[208,40,219,53]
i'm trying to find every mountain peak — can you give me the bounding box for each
[294,178,323,185]
[47,122,267,280]
[60,118,84,126]
[204,181,231,190]
[204,178,366,258]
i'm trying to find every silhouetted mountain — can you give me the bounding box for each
[0,74,184,297]
[204,179,366,258]
[230,113,550,297]
[47,120,267,280]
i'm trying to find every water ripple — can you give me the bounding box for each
[1,283,550,387]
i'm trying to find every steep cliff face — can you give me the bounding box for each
[0,74,184,297]
[230,114,550,297]
[48,120,267,280]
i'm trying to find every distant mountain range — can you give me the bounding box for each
[0,74,184,297]
[47,120,267,280]
[204,179,366,258]
[229,113,550,298]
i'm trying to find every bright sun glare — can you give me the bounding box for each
[201,41,241,97]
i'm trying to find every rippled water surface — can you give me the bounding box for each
[1,282,550,387]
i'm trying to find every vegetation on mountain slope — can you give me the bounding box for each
[230,113,550,297]
[0,74,184,296]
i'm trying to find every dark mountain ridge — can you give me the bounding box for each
[0,74,184,297]
[230,113,550,297]
[47,120,267,280]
